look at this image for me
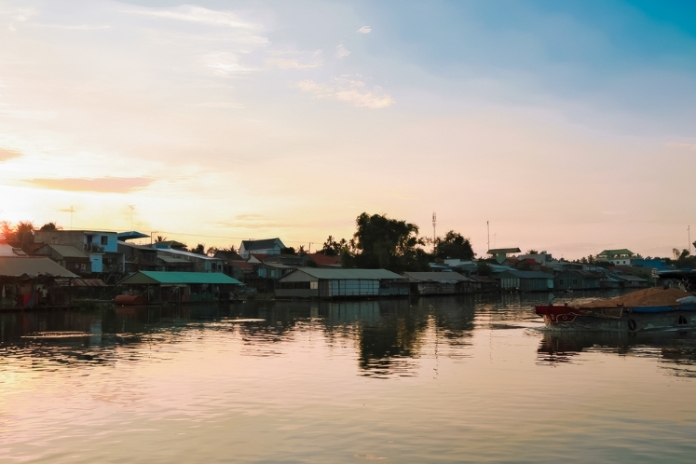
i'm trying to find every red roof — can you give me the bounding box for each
[307,253,341,266]
[231,260,254,270]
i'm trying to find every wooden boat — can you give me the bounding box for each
[535,287,696,332]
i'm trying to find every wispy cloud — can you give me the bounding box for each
[203,52,257,76]
[266,57,322,70]
[193,101,244,109]
[25,177,154,193]
[292,77,395,109]
[335,44,350,58]
[356,26,372,34]
[122,5,257,29]
[37,24,111,31]
[666,142,696,151]
[0,6,38,32]
[0,148,21,162]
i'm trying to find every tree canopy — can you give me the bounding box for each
[344,213,429,273]
[433,231,475,260]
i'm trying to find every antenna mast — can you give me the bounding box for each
[487,221,490,252]
[432,212,437,245]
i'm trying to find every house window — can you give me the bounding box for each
[310,282,318,290]
[101,236,108,246]
[559,279,564,285]
[572,279,578,285]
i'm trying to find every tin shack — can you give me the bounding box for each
[275,268,409,299]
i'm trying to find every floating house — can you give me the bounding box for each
[275,268,409,299]
[402,271,472,295]
[33,229,124,273]
[499,269,554,292]
[33,244,91,275]
[118,271,243,304]
[555,270,602,290]
[155,247,224,273]
[0,256,78,308]
[239,238,286,259]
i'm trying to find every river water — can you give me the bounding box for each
[1,293,695,463]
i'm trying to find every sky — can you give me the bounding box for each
[1,0,696,258]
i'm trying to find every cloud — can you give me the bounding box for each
[122,5,257,29]
[204,52,257,76]
[357,26,372,34]
[266,57,322,70]
[37,24,111,31]
[666,142,696,151]
[194,101,244,109]
[291,77,395,109]
[24,177,154,193]
[0,148,21,162]
[0,7,38,32]
[335,44,350,58]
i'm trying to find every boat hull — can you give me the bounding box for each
[535,305,696,332]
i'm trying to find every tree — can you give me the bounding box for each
[1,221,13,241]
[207,245,236,256]
[280,247,296,255]
[15,221,34,246]
[477,261,493,276]
[321,235,348,256]
[526,249,539,255]
[155,235,168,243]
[191,243,206,255]
[39,222,61,231]
[347,212,429,273]
[433,231,475,260]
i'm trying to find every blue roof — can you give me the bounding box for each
[117,231,150,241]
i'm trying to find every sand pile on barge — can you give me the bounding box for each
[580,287,690,308]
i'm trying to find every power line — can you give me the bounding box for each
[62,227,324,244]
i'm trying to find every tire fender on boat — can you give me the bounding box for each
[627,318,638,332]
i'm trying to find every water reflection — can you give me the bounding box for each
[537,329,696,377]
[1,293,694,379]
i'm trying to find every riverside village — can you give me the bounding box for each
[1,214,695,310]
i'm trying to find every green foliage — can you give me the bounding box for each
[191,243,206,255]
[346,213,429,273]
[280,247,296,255]
[433,230,474,260]
[321,235,348,256]
[477,261,493,276]
[1,221,34,245]
[39,222,61,231]
[671,248,696,269]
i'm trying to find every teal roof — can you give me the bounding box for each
[120,271,242,285]
[283,268,404,280]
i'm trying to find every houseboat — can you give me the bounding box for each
[535,287,696,332]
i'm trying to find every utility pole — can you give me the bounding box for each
[689,225,691,254]
[151,231,158,245]
[69,206,74,229]
[432,212,437,245]
[487,221,490,252]
[308,242,314,253]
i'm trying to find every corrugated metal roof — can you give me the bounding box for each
[39,244,88,259]
[72,278,108,287]
[500,269,554,279]
[158,255,191,264]
[403,272,470,282]
[120,271,243,285]
[117,231,150,240]
[0,257,78,278]
[241,238,284,250]
[285,268,404,280]
[157,248,223,261]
